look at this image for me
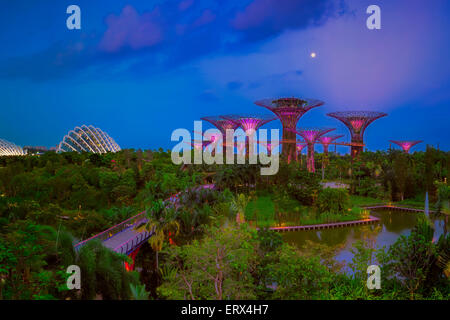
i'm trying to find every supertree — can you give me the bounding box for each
[317,134,344,166]
[255,97,324,163]
[296,142,306,164]
[201,116,241,134]
[390,140,423,153]
[289,128,335,172]
[201,116,241,153]
[221,114,276,156]
[327,111,387,158]
[188,140,212,151]
[258,140,280,156]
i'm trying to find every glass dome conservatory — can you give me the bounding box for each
[57,125,121,153]
[0,138,25,156]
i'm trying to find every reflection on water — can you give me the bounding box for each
[282,210,446,268]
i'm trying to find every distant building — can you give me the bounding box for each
[23,146,53,155]
[57,125,121,154]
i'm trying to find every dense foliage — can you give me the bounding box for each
[0,147,448,300]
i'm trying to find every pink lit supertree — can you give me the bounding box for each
[258,141,279,156]
[188,140,212,151]
[189,129,222,152]
[390,140,423,153]
[289,128,335,172]
[201,116,241,153]
[327,111,387,158]
[296,142,306,164]
[221,114,276,156]
[255,97,324,163]
[317,134,343,167]
[317,134,344,155]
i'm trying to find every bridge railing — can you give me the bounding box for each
[74,184,216,252]
[74,211,147,251]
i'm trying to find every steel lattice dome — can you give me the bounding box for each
[57,125,121,153]
[0,138,25,156]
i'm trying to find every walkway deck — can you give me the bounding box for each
[266,215,380,232]
[74,184,216,254]
[102,219,151,255]
[362,204,435,214]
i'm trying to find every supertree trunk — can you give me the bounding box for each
[307,144,315,173]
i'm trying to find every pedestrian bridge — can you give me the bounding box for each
[73,184,215,270]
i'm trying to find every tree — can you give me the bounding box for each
[435,181,450,215]
[424,146,436,198]
[266,244,334,299]
[393,152,409,201]
[76,239,140,300]
[287,169,321,206]
[98,170,120,205]
[0,222,71,300]
[387,215,436,298]
[137,200,180,270]
[316,188,350,214]
[230,193,250,224]
[157,224,258,300]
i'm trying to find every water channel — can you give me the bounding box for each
[282,210,447,271]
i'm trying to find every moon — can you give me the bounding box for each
[310,52,316,58]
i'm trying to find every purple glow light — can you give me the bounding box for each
[350,119,364,132]
[390,140,423,153]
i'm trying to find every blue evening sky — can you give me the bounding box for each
[0,0,449,153]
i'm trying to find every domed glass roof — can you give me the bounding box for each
[0,139,25,156]
[57,125,120,153]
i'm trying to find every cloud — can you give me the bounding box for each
[0,1,338,81]
[231,0,334,42]
[0,39,98,81]
[99,5,163,52]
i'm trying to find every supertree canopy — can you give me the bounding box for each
[57,125,121,154]
[318,134,343,167]
[327,111,387,158]
[221,114,276,132]
[390,140,423,153]
[188,140,212,151]
[201,116,240,135]
[290,128,335,172]
[221,114,276,155]
[317,134,344,155]
[255,97,324,163]
[0,138,25,156]
[296,142,306,163]
[200,116,240,153]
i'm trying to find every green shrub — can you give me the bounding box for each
[316,188,350,214]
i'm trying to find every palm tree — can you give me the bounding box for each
[136,200,180,270]
[231,193,250,224]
